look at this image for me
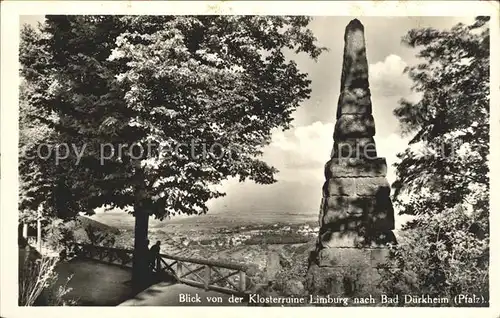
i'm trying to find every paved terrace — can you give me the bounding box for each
[53,245,249,306]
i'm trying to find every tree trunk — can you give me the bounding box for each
[132,204,150,292]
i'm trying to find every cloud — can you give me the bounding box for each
[374,133,411,185]
[266,121,410,185]
[270,122,332,165]
[369,54,414,98]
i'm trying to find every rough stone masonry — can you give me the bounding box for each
[306,19,397,294]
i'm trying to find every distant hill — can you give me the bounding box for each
[69,215,121,245]
[76,215,120,235]
[88,206,411,232]
[88,209,318,232]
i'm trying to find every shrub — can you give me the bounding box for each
[270,243,313,300]
[378,206,489,307]
[84,223,116,247]
[44,276,77,306]
[18,248,74,306]
[44,219,77,252]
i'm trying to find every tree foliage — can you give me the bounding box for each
[19,25,81,223]
[20,15,324,219]
[380,16,490,304]
[392,16,489,220]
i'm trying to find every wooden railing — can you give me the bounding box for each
[69,243,248,295]
[156,251,247,295]
[69,243,135,267]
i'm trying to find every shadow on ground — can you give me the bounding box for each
[52,258,246,306]
[54,259,134,306]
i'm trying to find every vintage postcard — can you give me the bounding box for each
[1,1,499,318]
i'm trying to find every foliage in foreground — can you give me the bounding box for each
[18,247,75,306]
[379,16,490,305]
[378,207,488,306]
[44,216,118,253]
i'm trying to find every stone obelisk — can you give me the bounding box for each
[306,19,396,294]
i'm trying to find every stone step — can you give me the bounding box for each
[319,205,395,232]
[323,177,390,197]
[336,87,372,118]
[321,194,394,218]
[316,245,392,267]
[318,229,397,250]
[334,114,375,139]
[324,157,387,178]
[331,137,377,159]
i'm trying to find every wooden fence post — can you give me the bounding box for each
[239,271,246,292]
[177,261,182,277]
[204,265,211,290]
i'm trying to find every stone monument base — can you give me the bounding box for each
[305,245,392,297]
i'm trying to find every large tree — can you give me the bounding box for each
[20,15,325,289]
[380,16,490,302]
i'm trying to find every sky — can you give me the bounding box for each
[19,15,476,229]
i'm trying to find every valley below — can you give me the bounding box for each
[88,210,321,279]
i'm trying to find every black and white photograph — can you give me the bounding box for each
[1,1,499,315]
